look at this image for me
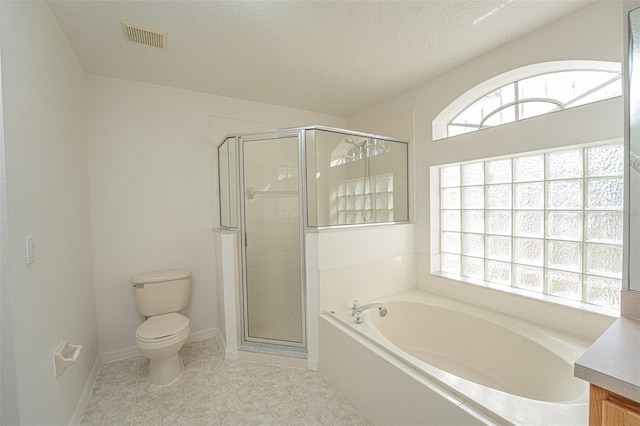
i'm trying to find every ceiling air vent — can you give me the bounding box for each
[121,22,166,49]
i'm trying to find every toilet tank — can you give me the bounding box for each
[132,269,192,317]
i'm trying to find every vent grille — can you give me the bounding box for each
[121,22,166,49]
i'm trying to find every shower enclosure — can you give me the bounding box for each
[217,126,409,351]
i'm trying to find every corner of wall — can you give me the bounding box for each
[68,354,101,426]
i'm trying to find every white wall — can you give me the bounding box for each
[86,75,346,358]
[1,1,99,424]
[0,4,19,419]
[347,1,623,331]
[350,1,622,251]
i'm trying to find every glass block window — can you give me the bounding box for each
[334,174,394,225]
[438,142,623,310]
[448,70,621,137]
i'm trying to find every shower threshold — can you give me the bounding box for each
[239,342,307,359]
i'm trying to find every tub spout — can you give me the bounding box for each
[352,300,388,324]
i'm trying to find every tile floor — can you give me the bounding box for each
[81,338,370,425]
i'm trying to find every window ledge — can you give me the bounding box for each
[431,271,619,319]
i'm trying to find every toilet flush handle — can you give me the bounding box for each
[132,283,144,289]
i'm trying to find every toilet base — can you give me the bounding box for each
[148,353,183,386]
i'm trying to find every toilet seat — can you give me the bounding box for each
[136,313,189,343]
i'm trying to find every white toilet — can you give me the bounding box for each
[131,269,192,386]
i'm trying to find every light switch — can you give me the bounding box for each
[25,236,34,265]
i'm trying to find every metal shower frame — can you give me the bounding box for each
[217,125,410,350]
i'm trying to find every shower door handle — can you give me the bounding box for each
[244,232,248,247]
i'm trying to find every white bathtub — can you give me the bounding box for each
[320,289,592,425]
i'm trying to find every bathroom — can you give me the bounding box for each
[0,1,633,425]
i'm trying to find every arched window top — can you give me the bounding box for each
[433,61,622,140]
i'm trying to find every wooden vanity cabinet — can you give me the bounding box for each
[591,384,640,426]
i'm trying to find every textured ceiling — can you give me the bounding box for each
[48,0,594,117]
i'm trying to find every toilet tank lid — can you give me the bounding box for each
[131,269,191,284]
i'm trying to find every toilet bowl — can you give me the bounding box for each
[135,312,190,386]
[131,269,192,386]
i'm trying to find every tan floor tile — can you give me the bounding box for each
[186,389,210,404]
[99,362,121,376]
[203,363,227,378]
[211,393,242,412]
[161,404,190,426]
[90,378,114,397]
[216,408,247,426]
[208,381,234,398]
[136,393,161,408]
[186,392,213,410]
[162,397,188,413]
[184,375,209,391]
[302,410,339,426]
[338,411,371,425]
[281,416,308,426]
[137,380,162,398]
[161,416,190,426]
[132,410,162,426]
[188,399,216,417]
[189,413,220,426]
[268,400,302,419]
[228,374,254,388]
[252,378,281,394]
[103,409,133,426]
[245,413,277,426]
[81,338,369,426]
[79,409,105,426]
[241,400,271,417]
[84,392,111,411]
[235,387,264,404]
[112,383,137,400]
[262,387,290,407]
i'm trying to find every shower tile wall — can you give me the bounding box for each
[244,138,302,343]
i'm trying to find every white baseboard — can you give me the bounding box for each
[188,327,217,343]
[216,327,227,353]
[216,327,238,361]
[308,357,319,371]
[69,354,101,426]
[225,348,238,361]
[100,345,139,364]
[100,327,218,364]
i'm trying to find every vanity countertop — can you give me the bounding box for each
[575,316,640,402]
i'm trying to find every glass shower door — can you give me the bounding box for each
[241,135,304,346]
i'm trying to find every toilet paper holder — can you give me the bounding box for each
[53,340,82,378]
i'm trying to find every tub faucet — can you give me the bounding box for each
[351,300,388,324]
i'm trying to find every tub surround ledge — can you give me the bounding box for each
[575,315,640,403]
